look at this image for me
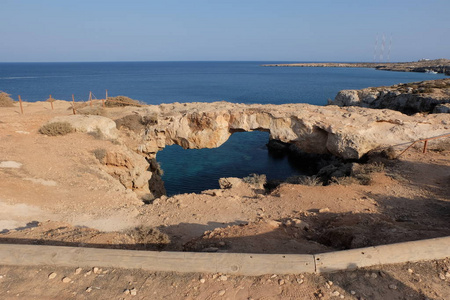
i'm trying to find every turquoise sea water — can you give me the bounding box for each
[0,61,446,194]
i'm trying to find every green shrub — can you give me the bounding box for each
[0,91,14,107]
[39,122,74,136]
[105,96,141,107]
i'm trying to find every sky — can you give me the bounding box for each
[1,0,449,62]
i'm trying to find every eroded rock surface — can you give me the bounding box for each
[329,78,450,114]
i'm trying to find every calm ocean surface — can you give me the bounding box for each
[0,61,445,195]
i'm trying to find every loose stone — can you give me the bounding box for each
[219,275,228,281]
[388,284,398,290]
[85,287,92,293]
[218,290,226,296]
[278,279,285,285]
[331,291,340,296]
[75,268,82,275]
[48,272,57,280]
[130,288,137,296]
[62,277,71,283]
[200,278,206,283]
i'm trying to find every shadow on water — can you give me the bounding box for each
[157,131,308,196]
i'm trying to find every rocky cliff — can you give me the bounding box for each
[48,101,449,199]
[329,78,450,114]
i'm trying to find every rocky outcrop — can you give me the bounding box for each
[123,102,448,161]
[51,102,449,199]
[329,79,450,114]
[49,115,119,139]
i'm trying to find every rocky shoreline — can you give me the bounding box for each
[329,78,450,114]
[263,58,450,76]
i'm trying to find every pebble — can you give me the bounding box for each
[93,267,100,274]
[297,278,304,284]
[84,271,92,276]
[445,272,450,278]
[199,278,206,283]
[438,273,446,280]
[331,291,340,297]
[62,277,71,283]
[339,295,345,299]
[218,290,226,296]
[130,288,137,296]
[278,279,285,285]
[218,241,226,246]
[407,268,413,274]
[319,207,330,213]
[219,275,228,281]
[0,275,3,279]
[86,287,92,293]
[388,284,398,290]
[123,289,130,295]
[370,273,377,279]
[327,280,334,286]
[48,272,57,280]
[75,268,82,275]
[350,290,356,295]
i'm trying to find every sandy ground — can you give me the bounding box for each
[0,101,449,299]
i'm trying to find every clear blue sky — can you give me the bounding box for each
[1,0,449,62]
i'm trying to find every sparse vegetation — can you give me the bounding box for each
[105,96,141,107]
[0,91,14,107]
[39,122,74,136]
[77,106,107,116]
[124,226,170,250]
[243,173,267,186]
[87,127,106,140]
[330,176,357,186]
[115,113,157,132]
[92,148,107,163]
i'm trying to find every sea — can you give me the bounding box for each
[0,61,446,195]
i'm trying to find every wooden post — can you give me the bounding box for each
[423,140,428,153]
[103,90,108,107]
[89,91,92,107]
[72,94,76,115]
[18,95,24,114]
[49,94,54,110]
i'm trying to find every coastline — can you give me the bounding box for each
[263,58,450,76]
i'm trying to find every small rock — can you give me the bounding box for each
[93,267,100,274]
[388,284,397,290]
[407,268,413,274]
[331,291,340,297]
[319,208,330,213]
[267,220,282,228]
[219,275,228,281]
[297,278,304,284]
[48,272,57,280]
[350,290,356,295]
[200,278,206,283]
[445,272,450,278]
[0,275,3,279]
[85,287,92,293]
[327,280,334,286]
[75,268,82,275]
[218,290,226,296]
[293,219,309,230]
[438,273,446,280]
[370,273,377,279]
[62,277,71,283]
[130,288,137,296]
[339,295,345,299]
[218,241,226,246]
[271,274,277,278]
[123,289,130,295]
[278,279,285,285]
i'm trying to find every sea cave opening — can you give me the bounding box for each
[156,131,313,196]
